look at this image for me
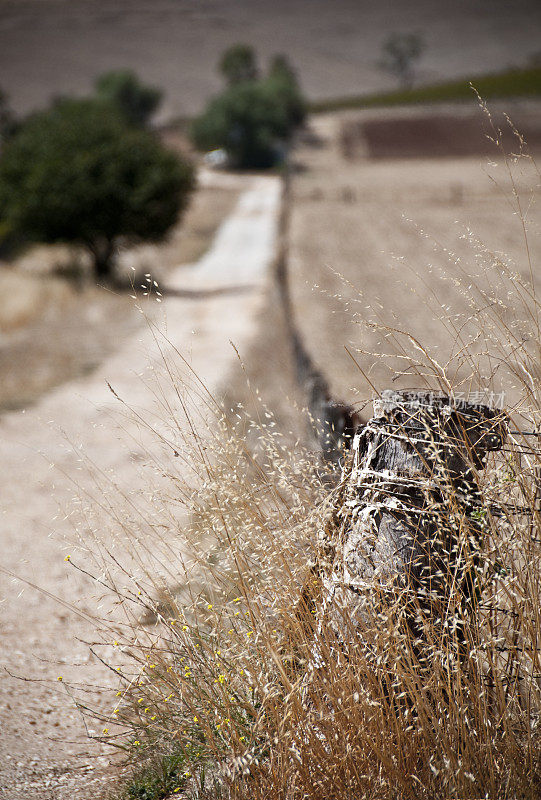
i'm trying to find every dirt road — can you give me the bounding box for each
[0,171,281,799]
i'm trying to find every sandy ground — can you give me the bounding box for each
[0,171,281,799]
[0,0,540,120]
[287,100,541,413]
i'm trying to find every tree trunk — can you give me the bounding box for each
[313,390,507,651]
[88,239,114,280]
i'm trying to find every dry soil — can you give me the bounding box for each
[287,100,541,414]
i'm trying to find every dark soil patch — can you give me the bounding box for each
[356,113,541,159]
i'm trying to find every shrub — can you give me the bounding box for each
[0,98,194,278]
[94,70,162,128]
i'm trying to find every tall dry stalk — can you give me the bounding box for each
[69,110,540,800]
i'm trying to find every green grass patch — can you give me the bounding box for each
[119,753,189,800]
[116,745,219,800]
[309,66,541,113]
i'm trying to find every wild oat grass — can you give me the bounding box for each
[81,345,540,800]
[71,112,541,800]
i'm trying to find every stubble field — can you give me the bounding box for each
[283,101,541,418]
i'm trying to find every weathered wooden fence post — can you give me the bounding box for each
[312,390,507,653]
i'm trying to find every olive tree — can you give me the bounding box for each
[0,99,194,278]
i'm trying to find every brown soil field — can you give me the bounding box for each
[0,0,540,120]
[286,100,541,416]
[360,110,541,158]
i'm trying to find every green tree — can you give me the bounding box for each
[191,80,289,169]
[380,32,425,88]
[192,48,306,169]
[219,44,259,86]
[0,99,194,278]
[0,87,15,144]
[267,54,306,129]
[94,69,162,128]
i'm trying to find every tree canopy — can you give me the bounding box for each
[192,49,306,169]
[0,98,194,277]
[191,80,291,169]
[267,55,306,129]
[0,87,15,145]
[219,44,259,86]
[94,70,162,128]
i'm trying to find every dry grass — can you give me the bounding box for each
[60,109,541,799]
[75,316,541,800]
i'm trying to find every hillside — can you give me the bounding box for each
[0,0,540,120]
